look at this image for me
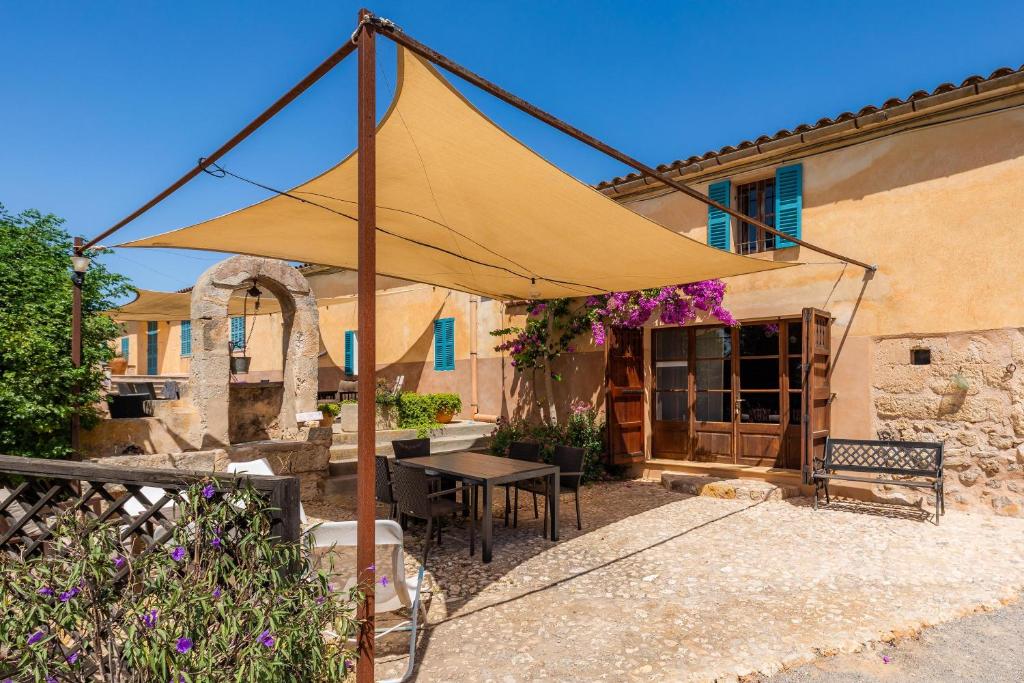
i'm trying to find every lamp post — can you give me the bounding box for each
[70,236,90,458]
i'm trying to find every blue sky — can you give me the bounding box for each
[3,1,1022,293]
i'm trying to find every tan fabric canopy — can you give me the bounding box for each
[120,49,790,299]
[109,289,283,322]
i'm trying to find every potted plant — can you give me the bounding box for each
[432,393,462,424]
[109,353,128,376]
[318,402,340,427]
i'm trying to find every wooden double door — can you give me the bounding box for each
[651,309,831,476]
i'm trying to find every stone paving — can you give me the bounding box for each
[305,480,1024,682]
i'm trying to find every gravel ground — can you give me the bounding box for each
[764,600,1024,683]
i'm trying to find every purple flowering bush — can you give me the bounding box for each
[491,281,736,375]
[0,481,360,682]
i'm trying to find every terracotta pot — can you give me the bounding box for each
[435,410,455,424]
[320,414,335,428]
[109,357,128,375]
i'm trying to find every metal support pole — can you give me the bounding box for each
[355,8,377,683]
[71,236,84,458]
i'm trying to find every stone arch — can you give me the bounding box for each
[190,256,318,447]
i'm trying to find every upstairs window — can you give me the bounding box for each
[736,178,776,254]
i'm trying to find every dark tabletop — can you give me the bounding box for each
[401,451,556,485]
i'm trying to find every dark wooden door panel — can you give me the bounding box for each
[607,327,645,464]
[801,308,832,483]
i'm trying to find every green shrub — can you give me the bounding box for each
[489,402,607,483]
[431,393,462,415]
[0,481,360,681]
[318,402,341,418]
[396,392,463,437]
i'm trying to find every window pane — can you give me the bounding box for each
[739,324,780,356]
[789,390,802,425]
[788,358,803,389]
[696,392,732,422]
[696,359,731,390]
[788,322,802,356]
[740,358,779,390]
[656,391,688,421]
[654,328,687,361]
[740,392,781,423]
[695,327,732,358]
[656,362,687,391]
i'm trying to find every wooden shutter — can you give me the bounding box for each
[606,327,645,464]
[343,330,356,375]
[800,308,831,483]
[434,318,455,371]
[706,180,731,251]
[774,164,803,248]
[180,320,191,357]
[121,337,129,361]
[230,316,245,350]
[146,321,158,375]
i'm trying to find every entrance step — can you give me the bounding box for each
[661,472,803,501]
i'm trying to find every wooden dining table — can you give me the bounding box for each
[400,451,559,563]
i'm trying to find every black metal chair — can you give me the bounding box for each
[390,462,467,565]
[375,454,398,519]
[392,438,430,459]
[516,445,585,532]
[502,441,542,528]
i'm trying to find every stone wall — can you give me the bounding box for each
[872,328,1024,516]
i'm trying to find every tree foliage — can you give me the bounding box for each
[0,205,134,458]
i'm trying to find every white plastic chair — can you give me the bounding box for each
[316,519,426,683]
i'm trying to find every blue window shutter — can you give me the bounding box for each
[146,321,158,375]
[434,318,455,371]
[706,180,731,251]
[230,316,245,350]
[344,330,355,375]
[120,337,129,361]
[774,163,803,248]
[180,320,191,357]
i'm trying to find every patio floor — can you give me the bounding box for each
[305,480,1024,682]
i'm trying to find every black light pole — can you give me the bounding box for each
[70,236,90,458]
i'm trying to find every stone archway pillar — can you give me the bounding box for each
[190,255,318,447]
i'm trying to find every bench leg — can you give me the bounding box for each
[813,480,819,511]
[935,485,942,526]
[823,480,831,506]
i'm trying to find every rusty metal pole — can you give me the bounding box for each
[70,236,84,457]
[355,8,377,683]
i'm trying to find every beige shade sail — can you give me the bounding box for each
[119,49,790,299]
[108,289,282,322]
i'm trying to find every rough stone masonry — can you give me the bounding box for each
[872,328,1024,516]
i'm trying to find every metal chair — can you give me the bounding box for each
[390,462,467,565]
[315,519,426,683]
[502,441,542,528]
[392,438,430,459]
[516,445,585,532]
[375,454,398,519]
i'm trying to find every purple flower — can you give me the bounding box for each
[170,546,186,562]
[344,659,354,671]
[113,555,126,570]
[882,655,892,664]
[175,636,193,654]
[201,483,216,500]
[315,595,326,605]
[367,563,375,572]
[59,586,81,602]
[46,677,56,683]
[327,583,335,592]
[258,629,275,648]
[212,586,222,599]
[210,536,222,550]
[37,586,54,597]
[67,651,79,665]
[379,576,389,587]
[27,630,45,646]
[141,609,158,628]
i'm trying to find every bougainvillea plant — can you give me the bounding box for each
[0,480,360,682]
[491,279,737,376]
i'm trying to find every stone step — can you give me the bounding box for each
[323,474,357,496]
[329,431,492,466]
[331,420,494,446]
[661,472,803,501]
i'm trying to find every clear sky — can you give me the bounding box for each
[3,1,1022,293]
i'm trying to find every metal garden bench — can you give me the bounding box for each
[812,438,945,524]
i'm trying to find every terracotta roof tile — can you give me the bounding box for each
[596,64,1024,190]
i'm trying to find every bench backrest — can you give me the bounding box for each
[823,438,943,477]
